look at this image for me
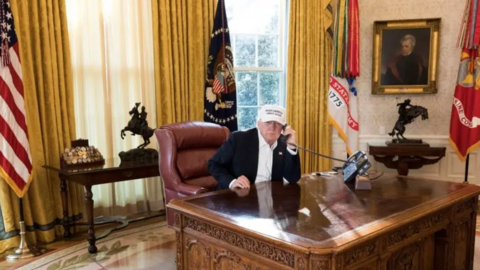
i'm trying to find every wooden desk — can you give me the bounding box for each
[368,143,446,176]
[168,174,480,270]
[43,158,164,254]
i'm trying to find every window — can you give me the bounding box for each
[226,0,288,130]
[65,0,163,215]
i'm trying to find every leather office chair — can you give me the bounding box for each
[155,121,230,226]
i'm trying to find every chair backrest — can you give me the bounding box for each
[155,121,230,191]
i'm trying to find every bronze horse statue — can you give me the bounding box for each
[389,99,428,141]
[120,103,154,149]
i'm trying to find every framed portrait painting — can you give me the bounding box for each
[372,18,440,95]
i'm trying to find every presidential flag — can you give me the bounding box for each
[204,0,237,132]
[0,0,32,198]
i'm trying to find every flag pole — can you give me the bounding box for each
[464,154,470,184]
[6,197,45,261]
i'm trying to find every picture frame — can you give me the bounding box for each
[371,18,440,95]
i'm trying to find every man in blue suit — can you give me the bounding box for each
[208,105,301,190]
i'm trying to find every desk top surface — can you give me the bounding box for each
[169,174,480,249]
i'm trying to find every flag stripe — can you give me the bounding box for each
[0,116,32,171]
[0,95,31,161]
[466,0,475,48]
[10,44,22,81]
[7,62,24,103]
[470,0,478,47]
[457,0,471,47]
[333,0,360,77]
[0,152,26,189]
[8,51,24,98]
[0,64,26,118]
[7,63,24,106]
[0,133,30,184]
[0,77,27,134]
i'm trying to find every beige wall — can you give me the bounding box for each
[332,0,480,183]
[357,0,463,136]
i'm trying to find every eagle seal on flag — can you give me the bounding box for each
[205,47,236,102]
[204,0,237,131]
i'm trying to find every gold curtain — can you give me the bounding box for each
[152,0,216,126]
[286,0,334,174]
[0,0,84,254]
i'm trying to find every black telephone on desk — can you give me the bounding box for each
[342,151,371,183]
[280,124,371,183]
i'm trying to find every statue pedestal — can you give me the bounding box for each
[386,140,428,147]
[390,139,424,145]
[368,141,446,176]
[118,148,158,162]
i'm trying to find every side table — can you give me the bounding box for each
[368,142,446,176]
[43,158,164,254]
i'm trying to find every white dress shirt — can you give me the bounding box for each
[229,129,297,189]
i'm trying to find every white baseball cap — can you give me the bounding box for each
[258,105,286,125]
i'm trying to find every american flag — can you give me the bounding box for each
[0,0,32,198]
[212,73,225,94]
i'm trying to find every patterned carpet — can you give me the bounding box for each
[10,221,175,270]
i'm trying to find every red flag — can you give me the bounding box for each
[0,0,32,197]
[347,0,359,77]
[449,48,480,161]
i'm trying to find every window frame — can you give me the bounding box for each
[229,0,288,130]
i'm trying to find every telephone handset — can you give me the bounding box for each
[342,150,371,183]
[280,123,291,143]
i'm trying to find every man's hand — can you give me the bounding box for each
[234,188,250,197]
[231,175,250,189]
[284,126,296,149]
